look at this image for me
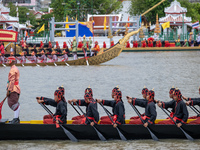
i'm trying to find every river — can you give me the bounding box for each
[0,51,199,149]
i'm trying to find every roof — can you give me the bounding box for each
[0,3,10,14]
[165,0,187,14]
[0,14,18,22]
[159,14,191,23]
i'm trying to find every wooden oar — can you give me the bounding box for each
[129,103,159,141]
[159,106,194,141]
[183,99,200,115]
[99,102,127,141]
[0,96,7,119]
[74,102,106,141]
[39,103,78,142]
[2,63,6,67]
[70,104,81,116]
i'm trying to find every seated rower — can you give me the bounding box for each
[16,52,26,64]
[126,41,130,48]
[97,88,125,128]
[155,87,176,120]
[55,46,62,55]
[59,50,68,62]
[182,86,200,119]
[71,86,93,121]
[130,86,149,120]
[97,86,119,122]
[46,41,52,54]
[31,45,38,56]
[38,50,47,63]
[141,40,146,48]
[68,90,99,126]
[0,53,6,64]
[63,42,70,55]
[36,88,67,124]
[110,41,114,47]
[127,89,157,127]
[48,51,58,62]
[103,41,106,48]
[92,41,100,56]
[176,39,181,47]
[27,52,37,63]
[157,88,188,127]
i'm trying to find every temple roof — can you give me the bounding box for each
[0,3,10,14]
[165,0,187,14]
[0,14,18,22]
[159,14,191,23]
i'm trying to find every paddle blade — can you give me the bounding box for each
[180,127,194,141]
[147,127,159,141]
[60,125,78,142]
[93,127,106,141]
[116,127,127,141]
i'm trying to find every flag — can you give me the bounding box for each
[65,16,69,32]
[127,16,130,27]
[192,21,199,29]
[37,24,45,33]
[6,25,13,30]
[104,16,107,31]
[161,21,170,30]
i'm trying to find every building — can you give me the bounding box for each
[2,0,41,11]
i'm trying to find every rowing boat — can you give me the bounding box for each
[0,119,199,140]
[0,28,141,67]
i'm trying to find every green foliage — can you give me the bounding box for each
[50,0,122,22]
[128,0,171,24]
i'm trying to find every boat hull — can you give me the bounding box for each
[0,123,200,140]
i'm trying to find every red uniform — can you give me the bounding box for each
[126,41,130,48]
[142,41,146,47]
[133,41,138,48]
[103,42,106,48]
[110,41,114,47]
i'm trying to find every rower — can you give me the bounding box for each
[103,41,106,49]
[176,39,181,47]
[59,50,68,62]
[97,88,125,128]
[72,36,78,60]
[126,41,130,48]
[88,37,92,56]
[40,41,44,49]
[31,45,38,57]
[6,56,21,124]
[82,35,87,57]
[110,41,114,47]
[68,90,99,126]
[38,50,47,63]
[16,52,26,64]
[157,88,188,127]
[127,89,157,127]
[156,86,176,122]
[71,86,93,122]
[141,40,146,47]
[183,86,200,120]
[46,41,52,54]
[48,51,58,62]
[0,53,6,64]
[133,41,138,48]
[36,88,67,124]
[27,52,37,63]
[129,86,149,120]
[55,46,62,55]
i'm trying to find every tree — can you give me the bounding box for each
[128,0,171,24]
[50,0,122,22]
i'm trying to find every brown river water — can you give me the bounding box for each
[0,51,200,149]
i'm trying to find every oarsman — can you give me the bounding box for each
[93,41,100,56]
[55,41,59,49]
[68,90,99,126]
[63,42,70,55]
[182,86,200,119]
[130,86,149,120]
[157,88,188,127]
[38,50,47,63]
[48,51,58,62]
[27,52,37,63]
[141,40,146,47]
[82,35,87,57]
[0,53,6,64]
[31,45,38,56]
[148,40,153,47]
[165,41,170,47]
[97,88,125,128]
[158,40,162,47]
[103,41,106,49]
[46,41,52,54]
[0,42,5,56]
[88,37,93,56]
[127,89,157,127]
[40,41,44,49]
[59,50,68,62]
[71,86,93,122]
[36,89,67,124]
[23,43,29,56]
[155,87,176,122]
[72,36,77,60]
[16,52,26,64]
[183,39,189,47]
[133,41,138,48]
[55,46,62,55]
[6,56,21,124]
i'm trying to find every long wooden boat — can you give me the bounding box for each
[0,29,141,67]
[0,119,199,140]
